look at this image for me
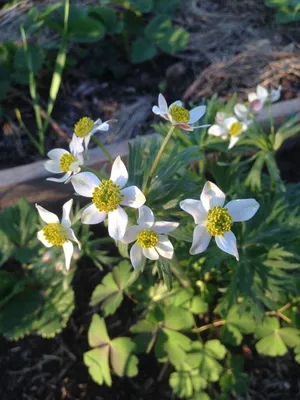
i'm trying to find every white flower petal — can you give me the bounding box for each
[121,186,146,208]
[122,225,142,244]
[138,205,154,228]
[44,160,61,173]
[224,117,238,131]
[215,231,239,261]
[249,99,263,113]
[69,161,81,173]
[152,105,164,116]
[84,135,91,151]
[256,85,268,102]
[158,93,168,113]
[61,199,73,228]
[108,206,128,240]
[110,156,128,188]
[190,225,212,255]
[228,136,240,149]
[82,203,107,224]
[143,247,159,260]
[270,87,281,103]
[66,228,81,249]
[69,133,84,155]
[226,199,259,222]
[130,242,143,269]
[153,221,179,234]
[155,235,174,259]
[37,229,52,248]
[71,172,100,197]
[215,112,227,123]
[36,204,59,224]
[208,124,227,138]
[200,181,226,211]
[234,103,248,120]
[47,172,71,183]
[169,100,183,108]
[47,148,69,160]
[248,92,258,103]
[189,105,206,124]
[180,199,207,224]
[63,240,74,270]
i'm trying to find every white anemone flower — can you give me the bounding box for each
[71,116,116,151]
[180,181,259,261]
[121,205,179,269]
[152,93,207,131]
[71,156,146,240]
[36,199,81,270]
[208,116,248,149]
[248,85,281,113]
[44,135,84,184]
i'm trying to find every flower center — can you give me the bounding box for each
[206,206,233,236]
[229,122,243,136]
[136,229,159,248]
[74,117,94,138]
[43,223,67,246]
[92,180,124,213]
[169,104,190,124]
[60,154,77,172]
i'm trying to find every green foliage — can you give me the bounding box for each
[255,317,300,356]
[84,314,138,386]
[265,0,300,23]
[90,260,132,316]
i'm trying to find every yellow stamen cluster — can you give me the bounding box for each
[206,206,232,236]
[229,122,242,136]
[74,117,94,138]
[169,104,190,124]
[60,154,76,172]
[43,223,67,246]
[92,180,124,213]
[136,229,159,249]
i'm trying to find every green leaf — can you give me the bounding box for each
[13,44,45,84]
[129,0,153,12]
[110,337,138,377]
[88,314,110,347]
[84,347,112,386]
[294,343,300,363]
[89,261,132,316]
[88,6,123,34]
[162,329,192,369]
[164,305,194,330]
[190,296,208,314]
[169,370,207,399]
[68,16,106,43]
[220,355,248,396]
[131,37,157,63]
[221,305,256,346]
[255,317,300,356]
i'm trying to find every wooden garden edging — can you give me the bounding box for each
[0,98,299,209]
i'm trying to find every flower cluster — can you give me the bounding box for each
[37,94,260,270]
[208,85,281,149]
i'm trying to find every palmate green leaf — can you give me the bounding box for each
[88,6,123,34]
[129,0,153,12]
[162,329,192,369]
[84,346,111,386]
[221,305,256,346]
[85,315,139,386]
[186,341,226,382]
[255,317,300,356]
[164,305,194,330]
[169,369,207,399]
[89,261,132,316]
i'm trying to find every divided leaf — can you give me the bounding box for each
[255,317,300,356]
[90,261,131,316]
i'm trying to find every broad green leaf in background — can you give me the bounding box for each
[169,369,208,399]
[89,260,132,316]
[131,37,157,63]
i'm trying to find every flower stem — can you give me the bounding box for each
[144,125,175,196]
[192,320,226,333]
[92,135,114,164]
